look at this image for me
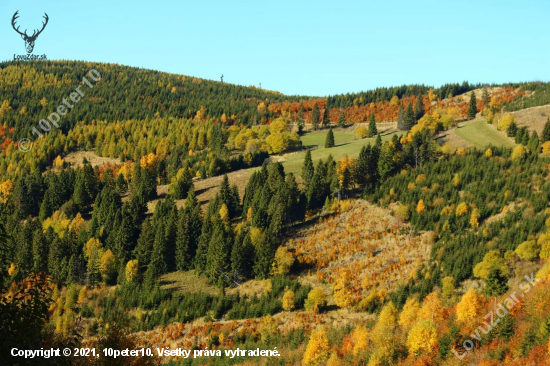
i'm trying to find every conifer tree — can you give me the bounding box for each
[134,218,155,268]
[311,103,320,130]
[205,218,232,282]
[507,121,517,137]
[528,130,539,153]
[404,103,415,130]
[414,95,424,121]
[337,110,346,128]
[231,229,254,279]
[468,91,477,119]
[302,149,314,190]
[297,103,305,134]
[325,129,335,148]
[253,234,277,279]
[176,187,202,270]
[397,103,406,130]
[542,117,550,143]
[322,104,330,128]
[32,229,49,274]
[195,196,220,272]
[368,114,377,137]
[375,133,382,149]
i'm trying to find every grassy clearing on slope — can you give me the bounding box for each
[455,119,515,148]
[281,130,400,177]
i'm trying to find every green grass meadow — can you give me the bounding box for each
[455,120,515,148]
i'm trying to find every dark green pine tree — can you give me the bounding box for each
[114,215,134,263]
[134,218,155,268]
[325,129,335,148]
[297,103,305,134]
[164,205,178,272]
[337,109,346,128]
[375,133,382,149]
[219,174,232,214]
[66,254,85,284]
[73,162,100,211]
[468,91,477,119]
[205,218,232,283]
[507,121,517,137]
[311,103,320,130]
[542,117,550,143]
[172,167,193,199]
[322,103,330,128]
[253,235,277,279]
[397,103,406,131]
[15,220,38,275]
[175,187,203,270]
[48,236,69,283]
[195,196,220,272]
[404,103,416,130]
[144,224,169,282]
[32,229,49,274]
[378,141,396,180]
[367,114,377,137]
[231,229,254,279]
[484,268,509,297]
[302,149,315,191]
[355,145,370,187]
[515,127,527,145]
[528,131,539,153]
[229,185,241,219]
[14,174,44,219]
[414,95,425,121]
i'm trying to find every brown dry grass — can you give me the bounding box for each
[63,150,121,168]
[159,271,220,296]
[511,104,550,135]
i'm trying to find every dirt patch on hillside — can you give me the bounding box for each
[64,151,121,168]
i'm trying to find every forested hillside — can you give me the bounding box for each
[2,61,550,365]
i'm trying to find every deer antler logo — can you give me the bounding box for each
[12,11,49,54]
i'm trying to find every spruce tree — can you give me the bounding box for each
[325,129,335,148]
[404,103,415,130]
[397,103,406,131]
[322,104,330,128]
[367,114,377,137]
[205,218,232,282]
[297,104,305,134]
[231,230,253,279]
[176,187,203,270]
[32,229,49,273]
[468,91,477,119]
[302,149,314,190]
[337,110,346,128]
[528,131,539,153]
[414,95,424,121]
[146,224,169,280]
[375,133,382,149]
[311,103,320,130]
[507,121,517,137]
[253,235,276,279]
[542,117,550,143]
[134,218,155,268]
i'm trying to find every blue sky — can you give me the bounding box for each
[1,0,549,96]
